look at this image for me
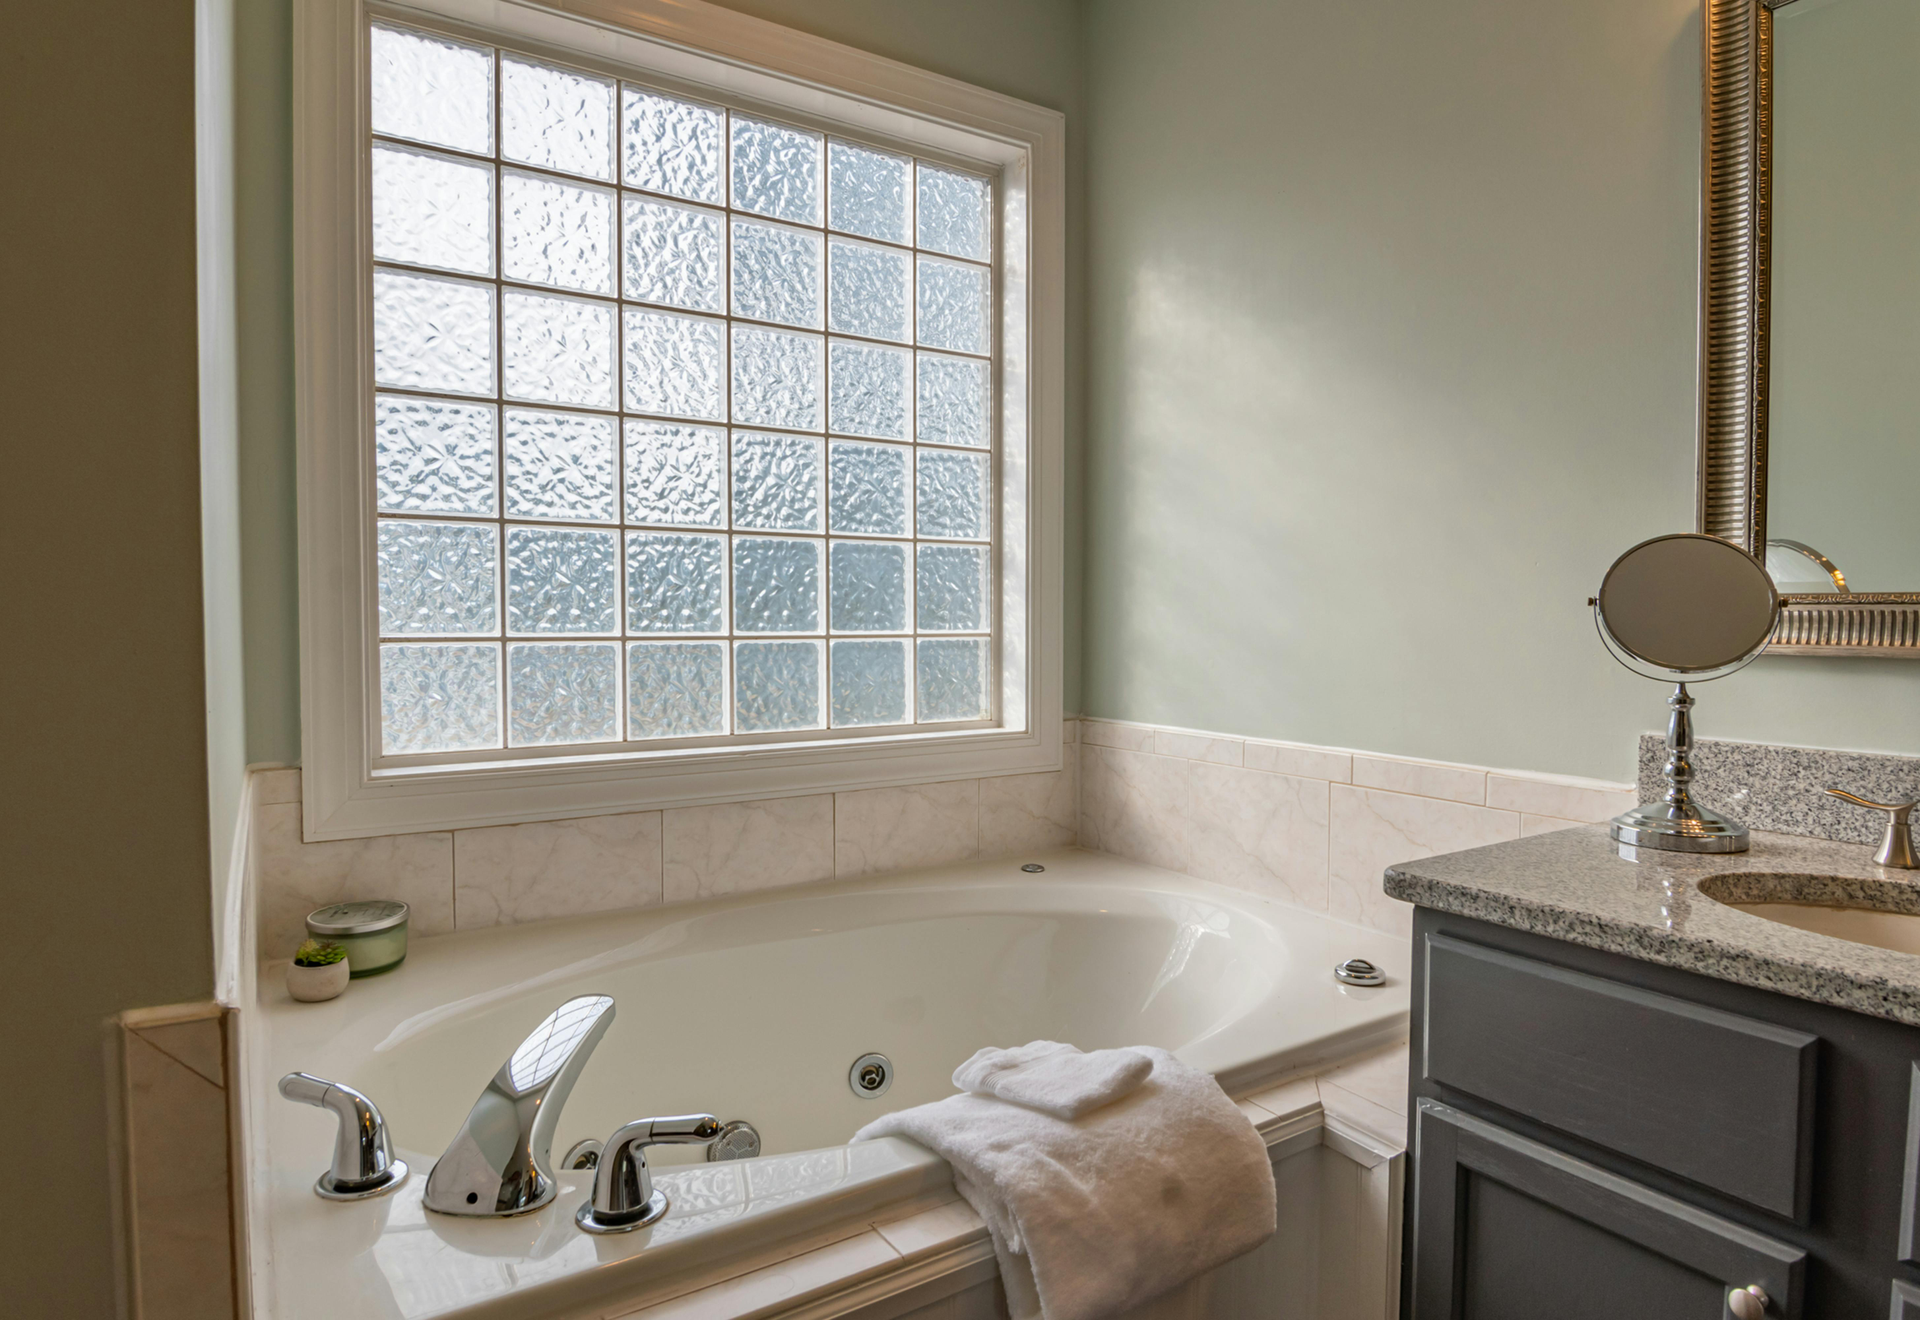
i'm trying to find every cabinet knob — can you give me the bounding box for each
[1727,1285,1769,1320]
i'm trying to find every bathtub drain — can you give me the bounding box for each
[849,1053,894,1098]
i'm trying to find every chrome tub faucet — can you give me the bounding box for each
[424,993,617,1217]
[278,1072,409,1200]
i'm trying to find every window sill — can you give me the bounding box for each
[304,718,1063,839]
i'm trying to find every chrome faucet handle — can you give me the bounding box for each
[278,1072,409,1200]
[1827,789,1920,869]
[424,994,616,1218]
[575,1113,722,1234]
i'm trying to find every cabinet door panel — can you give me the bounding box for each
[1412,1100,1805,1320]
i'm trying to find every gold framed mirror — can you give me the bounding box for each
[1699,0,1920,656]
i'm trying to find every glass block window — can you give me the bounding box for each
[368,22,995,755]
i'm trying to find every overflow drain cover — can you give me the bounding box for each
[1021,863,1046,873]
[1334,958,1386,987]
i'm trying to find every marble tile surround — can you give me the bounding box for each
[114,1004,238,1320]
[251,741,1079,958]
[249,718,1640,954]
[1078,720,1635,939]
[1638,734,1920,848]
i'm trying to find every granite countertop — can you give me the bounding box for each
[1384,824,1920,1027]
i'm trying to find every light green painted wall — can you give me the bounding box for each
[1768,0,1919,593]
[233,0,1086,764]
[1080,0,1920,783]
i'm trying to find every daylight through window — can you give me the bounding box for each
[367,21,997,756]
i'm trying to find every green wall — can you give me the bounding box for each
[1,1,216,1310]
[232,0,1087,765]
[1080,0,1920,782]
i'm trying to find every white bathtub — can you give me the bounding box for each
[247,848,1408,1319]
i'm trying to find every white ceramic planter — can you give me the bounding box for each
[286,959,350,1002]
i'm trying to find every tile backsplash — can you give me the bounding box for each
[250,741,1078,958]
[1077,721,1634,939]
[1637,735,1920,847]
[250,719,1635,955]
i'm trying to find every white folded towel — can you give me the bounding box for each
[951,1040,1154,1120]
[854,1046,1275,1320]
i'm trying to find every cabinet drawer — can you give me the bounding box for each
[1422,934,1818,1219]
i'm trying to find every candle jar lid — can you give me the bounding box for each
[307,900,410,936]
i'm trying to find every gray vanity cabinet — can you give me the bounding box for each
[1405,908,1920,1318]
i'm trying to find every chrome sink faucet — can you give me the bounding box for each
[424,994,617,1217]
[1827,789,1919,869]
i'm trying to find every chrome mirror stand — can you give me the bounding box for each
[1609,683,1751,854]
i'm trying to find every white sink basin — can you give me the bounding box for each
[1718,900,1920,957]
[1699,872,1920,957]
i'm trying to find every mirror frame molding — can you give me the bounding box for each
[1700,0,1920,656]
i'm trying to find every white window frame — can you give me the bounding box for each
[295,0,1064,840]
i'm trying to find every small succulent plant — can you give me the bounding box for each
[294,938,348,968]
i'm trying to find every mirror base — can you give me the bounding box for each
[1610,804,1750,854]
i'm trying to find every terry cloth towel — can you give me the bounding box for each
[854,1046,1275,1320]
[951,1041,1155,1120]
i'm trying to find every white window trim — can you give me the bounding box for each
[294,0,1065,840]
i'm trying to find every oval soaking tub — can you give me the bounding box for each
[249,848,1408,1320]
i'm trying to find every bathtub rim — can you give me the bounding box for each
[241,847,1412,1319]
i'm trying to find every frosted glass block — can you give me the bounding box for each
[828,440,909,536]
[506,526,617,634]
[828,340,909,441]
[503,408,616,522]
[731,116,821,225]
[916,353,991,448]
[625,422,724,528]
[917,638,989,723]
[731,326,822,431]
[375,395,496,515]
[916,543,987,632]
[371,145,493,276]
[378,520,498,635]
[733,537,820,633]
[827,240,909,343]
[626,532,725,633]
[373,271,494,396]
[507,642,619,745]
[501,55,613,181]
[733,640,822,732]
[623,198,722,313]
[827,141,909,245]
[916,448,989,540]
[622,87,723,205]
[624,310,725,421]
[831,639,907,728]
[502,171,613,295]
[916,164,991,261]
[830,540,908,633]
[370,24,492,156]
[628,641,726,739]
[731,432,822,532]
[731,220,823,330]
[916,257,990,355]
[381,643,500,753]
[503,290,615,408]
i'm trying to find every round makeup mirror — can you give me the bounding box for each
[1594,534,1780,854]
